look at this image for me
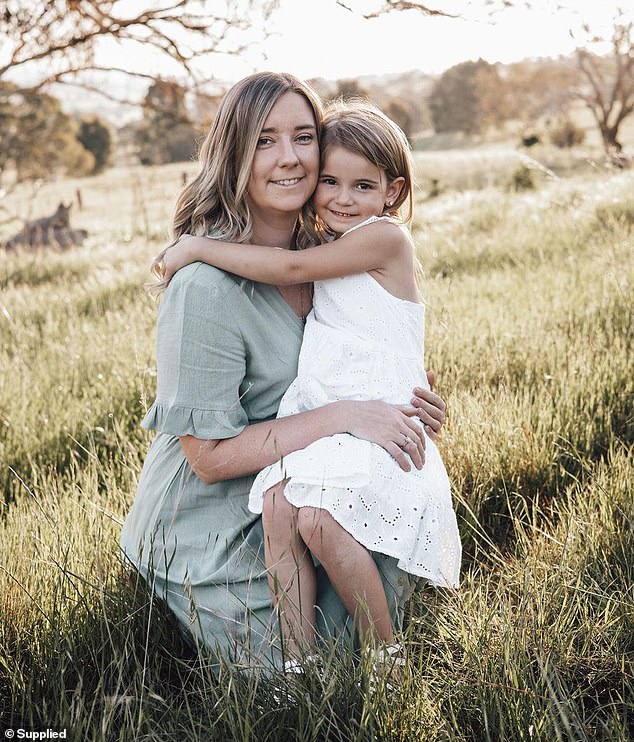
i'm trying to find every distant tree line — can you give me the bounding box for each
[383,6,633,160]
[0,0,630,188]
[427,58,586,147]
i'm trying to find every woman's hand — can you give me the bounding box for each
[395,370,446,441]
[156,235,200,282]
[339,400,426,472]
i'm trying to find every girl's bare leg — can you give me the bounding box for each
[261,481,317,657]
[296,506,394,646]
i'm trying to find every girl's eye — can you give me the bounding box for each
[319,177,337,186]
[357,182,373,190]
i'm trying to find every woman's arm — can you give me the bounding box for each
[181,398,428,485]
[161,220,409,286]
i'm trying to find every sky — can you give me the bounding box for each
[227,0,622,80]
[92,0,626,85]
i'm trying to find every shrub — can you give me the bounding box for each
[595,201,634,230]
[550,118,586,148]
[78,117,113,174]
[520,133,540,148]
[511,164,535,191]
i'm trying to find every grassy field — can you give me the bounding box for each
[0,151,632,741]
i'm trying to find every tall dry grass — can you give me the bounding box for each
[0,161,632,740]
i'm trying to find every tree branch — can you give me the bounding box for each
[576,50,608,118]
[0,0,278,87]
[336,0,457,19]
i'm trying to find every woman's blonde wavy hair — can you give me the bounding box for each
[150,71,324,293]
[306,98,415,244]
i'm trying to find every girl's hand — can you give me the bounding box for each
[158,234,201,282]
[395,371,447,441]
[340,400,426,472]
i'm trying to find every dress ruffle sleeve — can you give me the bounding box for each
[141,402,247,439]
[144,263,249,440]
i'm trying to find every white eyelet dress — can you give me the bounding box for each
[248,217,461,587]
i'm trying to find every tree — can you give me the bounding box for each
[430,62,477,134]
[77,117,113,173]
[549,118,586,148]
[335,78,369,100]
[429,59,507,135]
[503,59,579,124]
[574,16,634,157]
[135,80,199,165]
[472,60,511,129]
[384,98,413,141]
[0,82,94,181]
[190,91,225,131]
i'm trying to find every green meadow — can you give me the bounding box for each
[0,152,632,740]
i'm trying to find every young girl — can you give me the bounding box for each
[158,100,461,666]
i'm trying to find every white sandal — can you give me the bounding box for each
[365,642,405,692]
[271,654,321,706]
[283,657,305,675]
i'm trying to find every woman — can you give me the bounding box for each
[120,72,447,669]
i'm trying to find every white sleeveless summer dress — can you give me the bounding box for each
[248,216,461,587]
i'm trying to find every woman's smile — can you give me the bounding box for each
[270,176,305,187]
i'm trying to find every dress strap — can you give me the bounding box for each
[342,215,398,237]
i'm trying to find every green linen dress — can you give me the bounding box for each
[121,262,417,670]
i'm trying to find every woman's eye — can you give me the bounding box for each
[257,137,273,147]
[297,134,314,143]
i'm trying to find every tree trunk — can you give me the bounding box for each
[600,123,629,167]
[600,124,622,152]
